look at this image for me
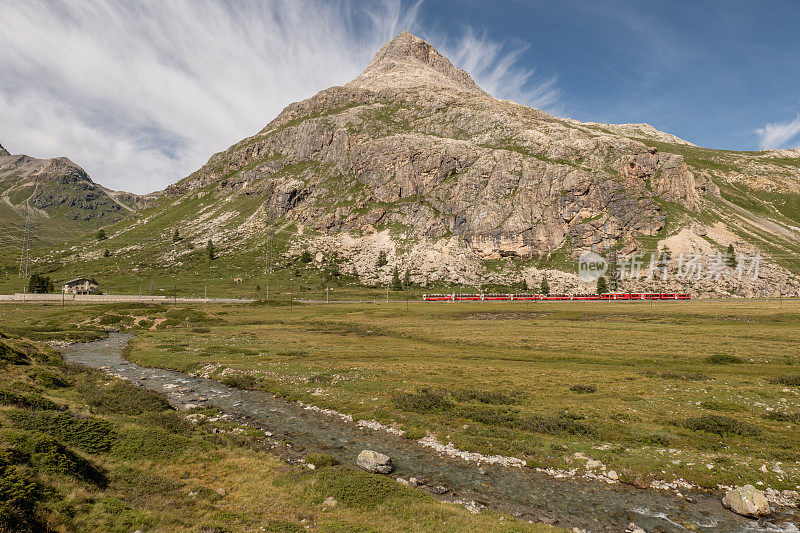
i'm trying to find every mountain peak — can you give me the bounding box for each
[0,142,9,157]
[348,31,482,93]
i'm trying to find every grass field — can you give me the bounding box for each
[0,315,547,532]
[2,298,799,498]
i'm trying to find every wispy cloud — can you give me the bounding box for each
[0,0,557,194]
[755,114,800,149]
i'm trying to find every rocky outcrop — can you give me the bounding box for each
[721,485,770,518]
[168,32,715,260]
[0,142,9,157]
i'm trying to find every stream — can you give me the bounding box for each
[61,333,799,532]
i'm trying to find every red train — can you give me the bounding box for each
[422,292,690,301]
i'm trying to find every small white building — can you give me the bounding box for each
[62,278,99,295]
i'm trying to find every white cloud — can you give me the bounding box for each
[0,0,558,194]
[755,114,800,149]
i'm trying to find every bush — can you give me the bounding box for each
[0,450,47,532]
[677,415,760,437]
[29,368,71,389]
[705,354,742,365]
[769,374,800,387]
[111,428,197,460]
[570,384,597,394]
[763,412,800,424]
[515,414,597,436]
[8,410,116,453]
[0,341,28,365]
[315,466,421,509]
[392,388,453,412]
[76,378,171,415]
[3,431,107,486]
[305,453,337,469]
[644,370,709,381]
[402,428,426,440]
[451,389,516,405]
[455,405,517,426]
[300,250,313,263]
[0,389,61,411]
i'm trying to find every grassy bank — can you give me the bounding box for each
[0,324,546,532]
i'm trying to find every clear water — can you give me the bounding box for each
[61,333,798,532]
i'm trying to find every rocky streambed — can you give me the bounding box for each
[61,333,799,532]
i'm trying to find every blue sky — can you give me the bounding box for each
[1,1,798,193]
[415,0,800,151]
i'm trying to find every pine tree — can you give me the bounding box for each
[539,275,550,294]
[256,284,261,292]
[28,274,53,294]
[206,239,216,260]
[521,279,528,292]
[300,250,313,263]
[726,243,737,268]
[103,248,110,257]
[96,229,107,241]
[173,228,181,242]
[376,251,388,268]
[596,276,608,295]
[403,269,411,289]
[608,249,619,291]
[391,266,403,291]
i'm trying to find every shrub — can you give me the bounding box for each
[402,428,426,440]
[677,415,760,437]
[392,388,453,412]
[769,374,800,387]
[8,410,116,453]
[305,453,337,469]
[570,384,597,394]
[76,379,171,415]
[111,428,197,460]
[515,414,597,436]
[700,400,745,413]
[763,412,800,424]
[705,354,743,365]
[0,450,47,532]
[29,368,71,389]
[454,406,517,426]
[452,389,516,405]
[644,371,709,381]
[0,341,28,365]
[0,389,61,411]
[3,431,107,486]
[315,466,421,509]
[300,250,313,263]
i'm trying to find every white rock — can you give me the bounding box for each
[722,485,770,518]
[356,450,393,474]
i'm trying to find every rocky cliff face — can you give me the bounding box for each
[170,31,716,261]
[0,145,138,246]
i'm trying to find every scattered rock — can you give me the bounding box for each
[722,485,770,518]
[538,516,558,525]
[606,470,619,481]
[322,496,337,508]
[428,485,449,494]
[356,450,393,474]
[215,487,226,496]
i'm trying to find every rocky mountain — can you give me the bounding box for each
[0,144,139,250]
[44,32,800,296]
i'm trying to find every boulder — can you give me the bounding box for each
[721,485,770,518]
[356,450,393,474]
